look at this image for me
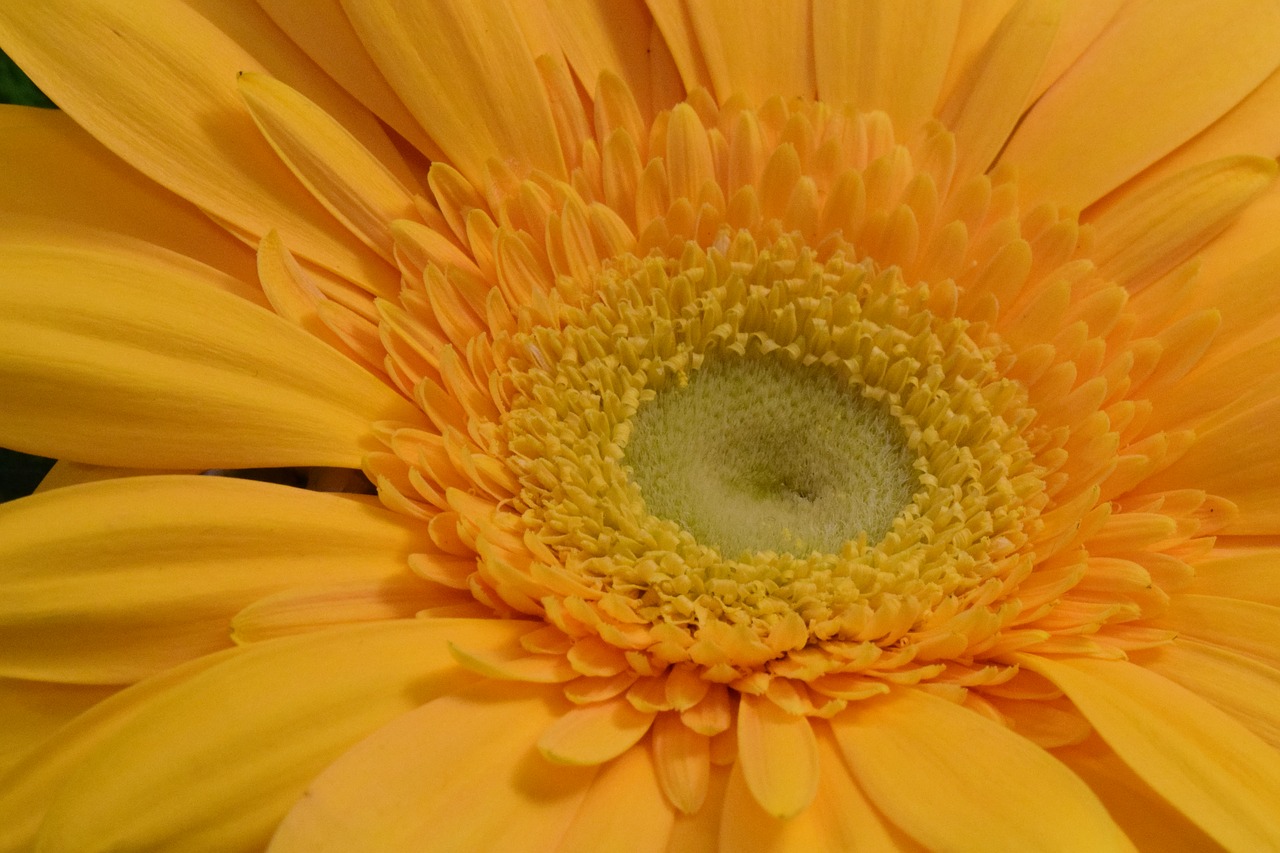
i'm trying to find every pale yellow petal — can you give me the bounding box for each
[268,681,595,852]
[813,0,960,136]
[35,620,529,852]
[338,0,565,186]
[0,236,423,468]
[830,687,1128,851]
[1000,0,1280,209]
[1024,655,1280,850]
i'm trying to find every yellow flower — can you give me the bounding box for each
[2,0,1280,849]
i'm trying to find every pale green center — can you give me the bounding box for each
[624,357,918,557]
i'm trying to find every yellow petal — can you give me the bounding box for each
[1153,594,1280,669]
[1138,639,1280,749]
[0,476,432,683]
[237,72,422,260]
[1054,735,1222,853]
[543,0,677,120]
[1186,543,1280,606]
[254,0,445,160]
[687,0,814,105]
[1087,156,1277,292]
[939,0,1064,179]
[557,743,677,853]
[735,693,820,819]
[0,236,423,468]
[538,696,656,765]
[0,0,399,294]
[34,459,193,493]
[813,0,959,136]
[1146,398,1280,534]
[1001,0,1280,209]
[0,678,116,776]
[0,105,256,283]
[35,619,527,852]
[651,712,711,813]
[0,647,240,852]
[338,0,565,186]
[1024,655,1280,850]
[268,681,595,852]
[829,687,1127,851]
[718,728,909,853]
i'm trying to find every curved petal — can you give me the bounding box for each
[829,687,1128,851]
[735,693,820,819]
[555,741,678,853]
[34,619,530,853]
[0,236,424,469]
[0,476,437,683]
[1023,655,1280,851]
[1053,736,1222,853]
[253,0,445,160]
[1152,594,1280,669]
[1000,0,1280,210]
[0,678,116,775]
[338,0,565,187]
[1186,542,1280,606]
[0,0,400,294]
[1136,639,1280,749]
[0,105,257,283]
[813,0,960,136]
[267,680,595,852]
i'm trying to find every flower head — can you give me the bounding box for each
[1,1,1280,850]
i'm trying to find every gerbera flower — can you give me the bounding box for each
[2,0,1279,849]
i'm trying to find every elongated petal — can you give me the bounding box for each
[0,476,432,682]
[0,648,239,852]
[0,237,422,468]
[830,687,1127,851]
[254,0,444,160]
[0,105,256,282]
[339,0,565,186]
[1137,639,1280,748]
[687,0,814,105]
[1152,594,1280,669]
[0,678,116,775]
[735,693,820,819]
[1024,655,1280,850]
[940,0,1063,178]
[34,619,529,852]
[237,72,422,259]
[538,697,656,765]
[557,742,677,853]
[813,0,960,136]
[268,681,595,852]
[1088,156,1277,291]
[719,725,910,853]
[0,0,400,293]
[1001,0,1280,209]
[1186,543,1280,606]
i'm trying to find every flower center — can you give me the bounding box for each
[625,356,916,557]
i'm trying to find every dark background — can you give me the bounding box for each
[1,49,58,500]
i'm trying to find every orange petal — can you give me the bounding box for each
[556,742,677,853]
[538,697,656,765]
[1024,654,1280,850]
[686,0,814,105]
[0,235,422,468]
[830,687,1126,850]
[1001,0,1280,209]
[269,681,595,853]
[735,693,820,819]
